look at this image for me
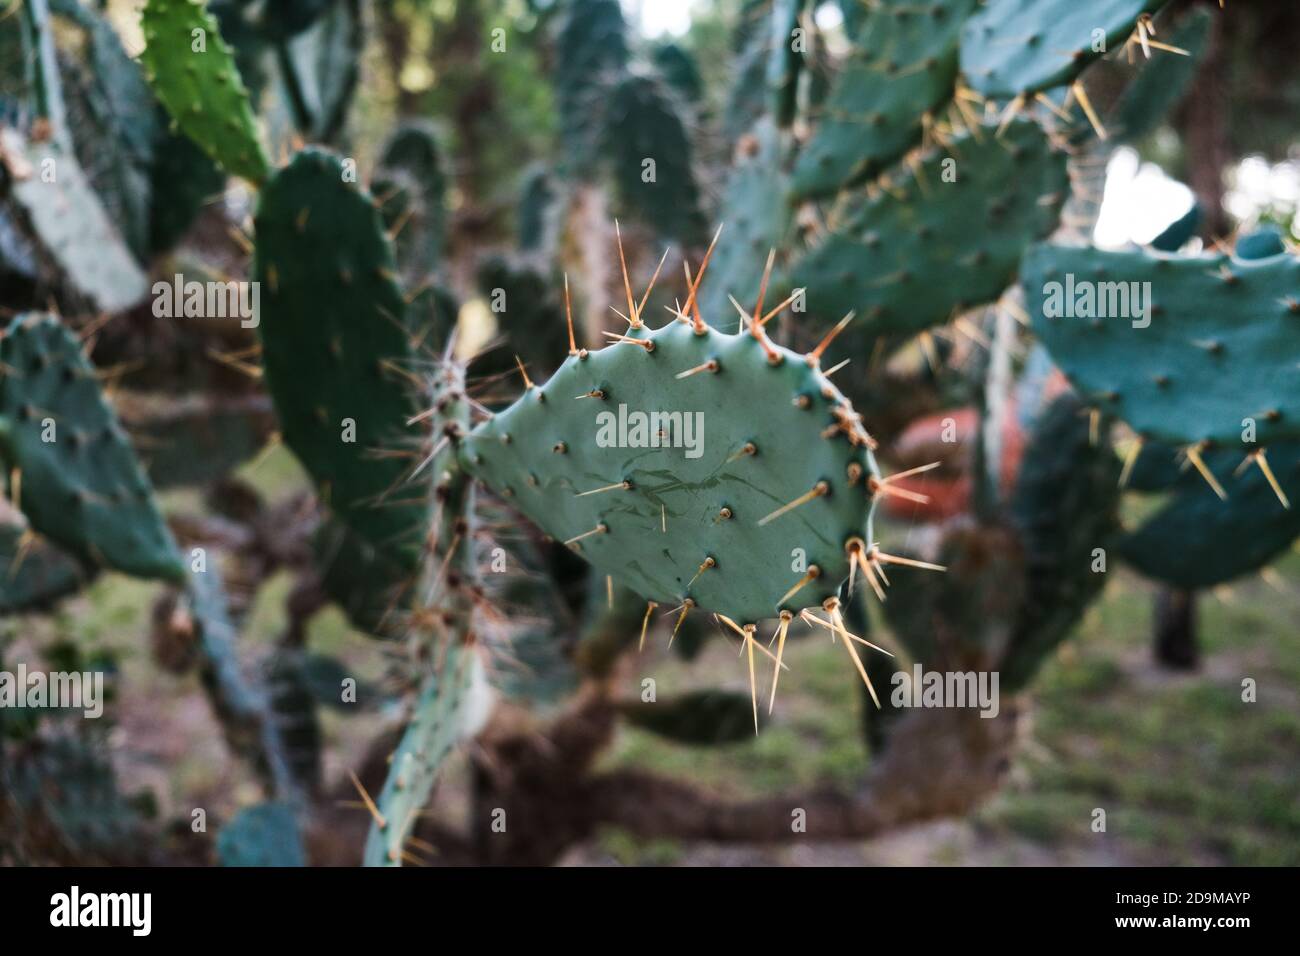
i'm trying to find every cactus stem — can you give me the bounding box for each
[638,600,658,652]
[575,480,632,497]
[768,611,793,714]
[1250,449,1291,509]
[1184,443,1229,501]
[758,480,830,526]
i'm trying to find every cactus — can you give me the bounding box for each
[791,117,1068,338]
[1120,443,1300,590]
[1,127,149,312]
[117,391,274,490]
[364,365,483,867]
[698,118,792,331]
[1023,241,1300,447]
[790,0,978,199]
[554,0,630,178]
[216,801,305,866]
[960,0,1168,98]
[766,0,806,128]
[373,120,447,289]
[0,313,183,581]
[252,149,423,568]
[0,524,90,614]
[458,307,882,625]
[1002,394,1120,690]
[602,72,707,246]
[141,0,270,184]
[273,0,362,144]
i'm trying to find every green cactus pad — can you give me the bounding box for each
[140,0,269,183]
[960,0,1166,98]
[459,320,881,624]
[0,313,183,582]
[253,149,423,567]
[790,117,1068,339]
[1003,394,1120,690]
[374,120,447,280]
[766,0,806,127]
[1023,242,1300,445]
[790,0,978,198]
[698,119,793,332]
[0,524,90,614]
[1119,443,1300,589]
[216,801,305,866]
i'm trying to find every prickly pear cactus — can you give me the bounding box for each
[140,0,269,183]
[1022,242,1300,446]
[365,366,483,867]
[1120,443,1300,589]
[791,118,1068,338]
[458,314,881,624]
[698,119,792,330]
[554,0,629,177]
[602,72,706,245]
[960,0,1167,98]
[0,525,89,614]
[791,0,978,198]
[0,314,184,582]
[253,149,423,568]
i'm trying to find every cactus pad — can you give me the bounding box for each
[699,119,793,332]
[1023,242,1300,445]
[253,149,422,567]
[140,0,269,183]
[960,0,1166,98]
[458,319,881,624]
[790,0,978,198]
[0,313,183,582]
[791,117,1068,339]
[1120,443,1300,589]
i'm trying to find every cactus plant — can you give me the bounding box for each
[791,0,978,198]
[960,0,1168,98]
[791,117,1068,338]
[0,313,183,581]
[141,0,269,183]
[1023,241,1300,447]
